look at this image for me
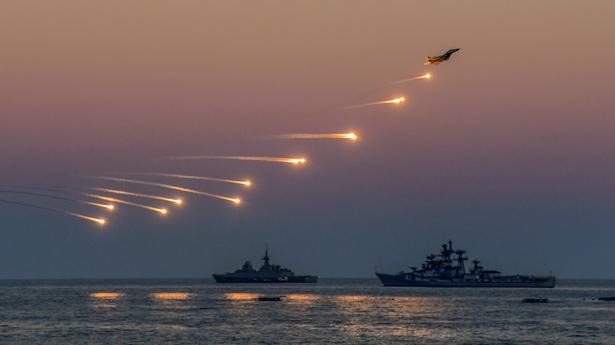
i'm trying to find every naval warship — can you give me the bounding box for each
[376,240,555,288]
[213,248,317,283]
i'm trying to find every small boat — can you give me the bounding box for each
[597,296,615,302]
[522,298,549,303]
[254,296,285,302]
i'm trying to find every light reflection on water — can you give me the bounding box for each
[0,279,613,344]
[90,292,124,300]
[335,294,369,303]
[224,292,262,301]
[333,295,452,339]
[286,293,319,304]
[151,292,192,301]
[89,292,125,308]
[223,293,319,304]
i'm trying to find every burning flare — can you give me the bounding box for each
[274,132,358,141]
[343,96,405,110]
[390,73,432,84]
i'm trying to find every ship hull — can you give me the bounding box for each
[376,273,555,288]
[213,274,318,284]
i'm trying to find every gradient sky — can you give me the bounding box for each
[1,0,614,278]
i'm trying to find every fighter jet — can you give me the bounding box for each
[425,48,460,65]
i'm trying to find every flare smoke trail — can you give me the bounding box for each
[342,97,405,110]
[0,189,114,211]
[120,173,251,187]
[85,193,168,214]
[0,198,105,225]
[273,132,358,141]
[27,186,170,212]
[92,177,241,204]
[390,73,431,85]
[162,155,306,165]
[92,188,182,205]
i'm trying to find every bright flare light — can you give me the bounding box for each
[122,173,252,187]
[92,188,182,205]
[92,176,241,205]
[85,193,168,215]
[390,73,432,84]
[275,132,359,141]
[162,155,307,166]
[64,212,106,226]
[343,96,406,110]
[87,201,115,212]
[291,158,307,165]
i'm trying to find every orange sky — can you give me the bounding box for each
[1,1,615,278]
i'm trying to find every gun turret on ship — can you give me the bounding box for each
[376,240,555,288]
[213,247,318,283]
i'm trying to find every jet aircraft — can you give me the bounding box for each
[425,48,460,65]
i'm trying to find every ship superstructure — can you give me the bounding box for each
[213,247,317,283]
[376,240,555,288]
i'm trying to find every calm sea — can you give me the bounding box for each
[0,279,613,344]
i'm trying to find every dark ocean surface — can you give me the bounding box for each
[0,279,613,344]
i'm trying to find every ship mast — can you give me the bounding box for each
[262,245,270,265]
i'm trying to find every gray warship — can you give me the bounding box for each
[376,240,555,288]
[213,248,317,283]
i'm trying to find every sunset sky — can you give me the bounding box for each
[1,0,614,278]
